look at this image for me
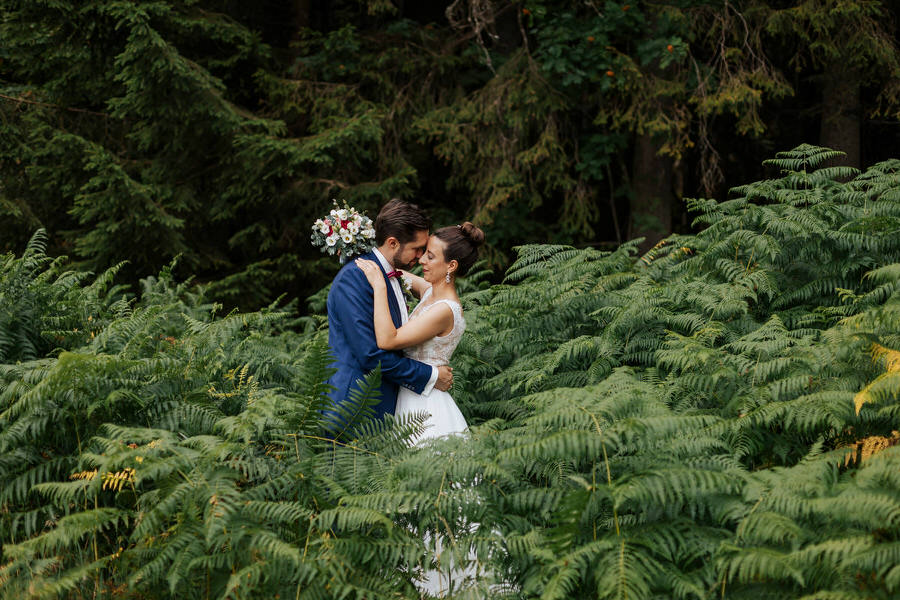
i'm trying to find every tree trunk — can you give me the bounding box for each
[294,0,311,32]
[819,67,861,169]
[629,134,674,253]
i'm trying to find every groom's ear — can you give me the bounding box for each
[384,236,399,249]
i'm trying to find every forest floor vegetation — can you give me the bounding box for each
[1,146,899,599]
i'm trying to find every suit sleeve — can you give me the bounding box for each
[330,266,434,394]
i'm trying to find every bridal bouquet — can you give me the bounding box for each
[311,201,376,262]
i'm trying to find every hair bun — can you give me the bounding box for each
[459,222,485,247]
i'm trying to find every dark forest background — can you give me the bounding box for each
[2,0,899,308]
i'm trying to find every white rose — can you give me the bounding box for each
[325,235,338,246]
[363,228,375,239]
[319,222,330,234]
[348,222,360,234]
[341,231,354,243]
[336,209,349,221]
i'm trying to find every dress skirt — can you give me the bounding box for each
[395,387,468,443]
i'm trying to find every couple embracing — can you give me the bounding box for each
[325,199,484,442]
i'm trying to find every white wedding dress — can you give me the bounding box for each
[395,287,468,442]
[395,287,477,596]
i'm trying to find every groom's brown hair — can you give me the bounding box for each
[374,198,432,245]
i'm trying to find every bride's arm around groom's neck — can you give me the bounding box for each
[399,269,429,298]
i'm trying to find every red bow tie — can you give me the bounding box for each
[386,270,402,279]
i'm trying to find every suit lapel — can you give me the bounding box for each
[363,251,403,328]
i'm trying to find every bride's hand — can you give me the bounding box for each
[355,259,386,288]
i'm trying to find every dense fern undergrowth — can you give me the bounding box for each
[1,145,899,599]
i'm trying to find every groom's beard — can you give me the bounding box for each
[394,258,415,270]
[390,247,417,270]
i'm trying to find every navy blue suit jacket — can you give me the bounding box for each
[326,251,433,419]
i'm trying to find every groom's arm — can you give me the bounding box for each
[331,267,435,394]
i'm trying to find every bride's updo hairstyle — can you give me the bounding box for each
[433,222,486,277]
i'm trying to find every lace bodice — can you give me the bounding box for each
[403,287,465,367]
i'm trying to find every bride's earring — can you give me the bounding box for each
[445,271,451,284]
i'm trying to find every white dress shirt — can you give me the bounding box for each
[372,248,438,395]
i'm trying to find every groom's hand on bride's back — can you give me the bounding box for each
[435,365,453,392]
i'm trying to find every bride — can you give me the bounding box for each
[355,221,486,595]
[354,221,484,442]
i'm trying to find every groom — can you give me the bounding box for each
[326,198,453,422]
